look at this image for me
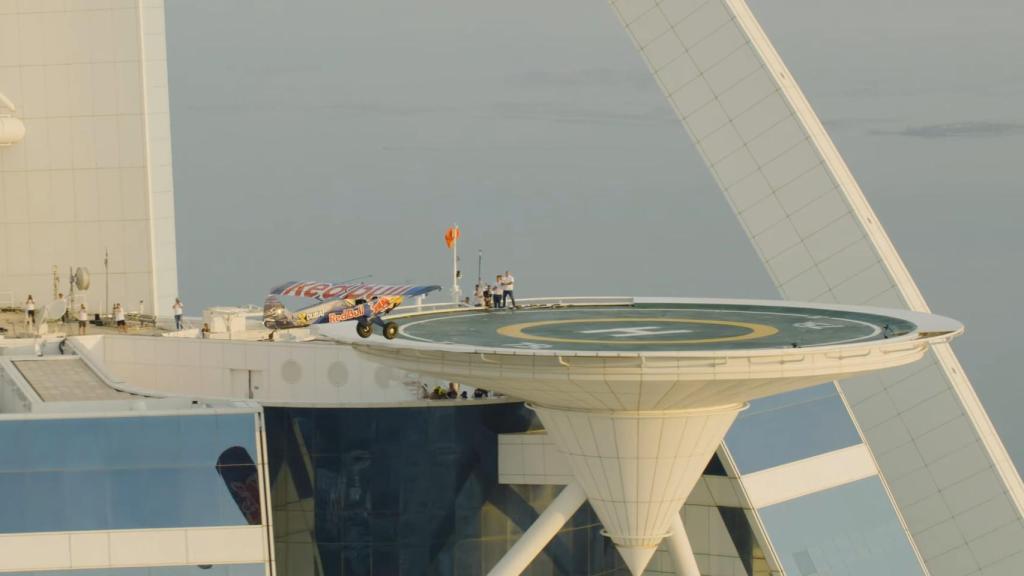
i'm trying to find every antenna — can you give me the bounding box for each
[104,248,109,314]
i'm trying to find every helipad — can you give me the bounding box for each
[328,297,962,576]
[396,301,918,352]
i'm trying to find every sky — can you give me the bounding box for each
[164,1,1024,466]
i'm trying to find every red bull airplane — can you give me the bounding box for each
[263,280,441,339]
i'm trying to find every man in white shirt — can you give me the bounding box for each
[502,271,516,309]
[25,295,35,327]
[77,304,88,335]
[172,298,184,330]
[492,276,504,308]
[114,303,126,333]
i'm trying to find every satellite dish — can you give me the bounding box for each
[43,299,67,322]
[74,267,90,290]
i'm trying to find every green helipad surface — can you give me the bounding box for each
[396,303,917,352]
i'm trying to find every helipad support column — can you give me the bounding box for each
[667,512,701,576]
[533,404,743,574]
[487,482,587,576]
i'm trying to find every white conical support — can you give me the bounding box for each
[533,403,744,575]
[618,545,659,575]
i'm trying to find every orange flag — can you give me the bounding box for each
[444,225,460,249]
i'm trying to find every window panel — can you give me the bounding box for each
[726,383,861,473]
[265,404,626,576]
[759,477,925,576]
[0,413,260,532]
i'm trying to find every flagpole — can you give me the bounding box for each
[104,248,109,315]
[451,224,460,304]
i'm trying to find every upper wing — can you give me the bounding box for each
[270,281,441,301]
[398,285,443,298]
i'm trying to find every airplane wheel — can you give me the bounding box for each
[383,322,399,340]
[356,321,373,338]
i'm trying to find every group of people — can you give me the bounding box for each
[474,270,516,309]
[428,381,491,400]
[22,294,186,335]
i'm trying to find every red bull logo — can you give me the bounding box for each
[328,307,365,323]
[325,297,396,324]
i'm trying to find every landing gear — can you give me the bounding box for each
[356,321,373,338]
[356,318,399,339]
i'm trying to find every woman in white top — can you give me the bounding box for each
[77,304,88,335]
[25,295,35,326]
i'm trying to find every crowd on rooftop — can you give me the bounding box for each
[473,270,516,309]
[15,294,185,336]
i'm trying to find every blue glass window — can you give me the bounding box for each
[0,413,260,533]
[759,477,924,576]
[726,383,861,473]
[266,403,624,575]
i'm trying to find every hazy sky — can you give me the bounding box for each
[165,1,1024,465]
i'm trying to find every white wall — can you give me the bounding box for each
[0,1,178,318]
[97,335,426,404]
[0,525,268,573]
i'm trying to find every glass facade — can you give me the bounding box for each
[758,477,924,576]
[1,566,266,576]
[265,403,626,576]
[726,383,861,473]
[0,413,261,533]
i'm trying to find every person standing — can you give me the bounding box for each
[473,284,484,307]
[77,304,88,336]
[114,303,126,333]
[502,270,516,309]
[493,275,504,308]
[25,295,35,326]
[172,298,184,330]
[58,292,67,323]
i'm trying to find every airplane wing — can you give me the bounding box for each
[270,281,441,301]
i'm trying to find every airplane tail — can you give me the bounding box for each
[216,446,262,525]
[263,295,294,329]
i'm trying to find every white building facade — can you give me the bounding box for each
[0,1,178,318]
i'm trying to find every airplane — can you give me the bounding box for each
[263,280,441,339]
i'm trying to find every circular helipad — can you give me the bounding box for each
[395,302,918,352]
